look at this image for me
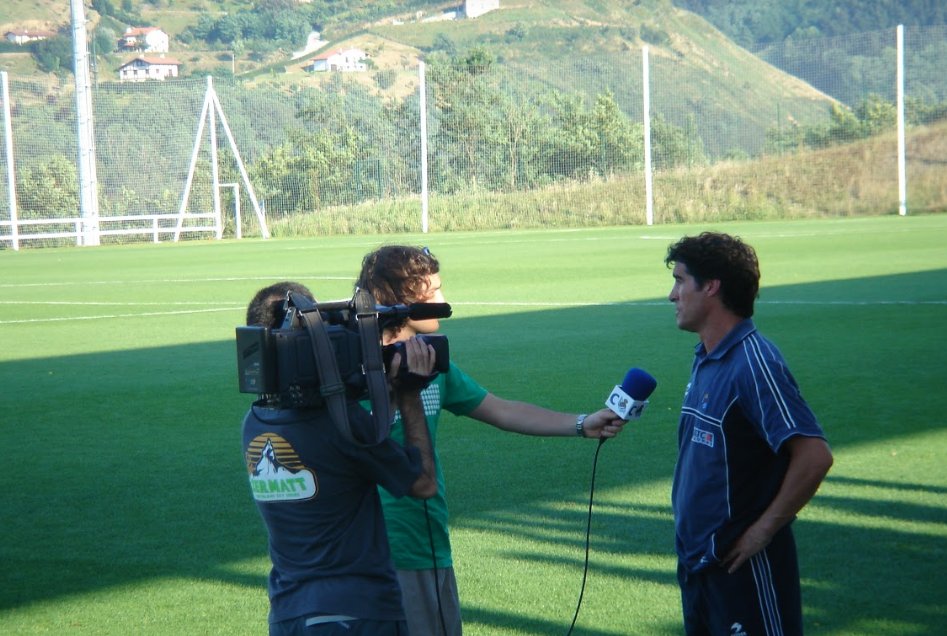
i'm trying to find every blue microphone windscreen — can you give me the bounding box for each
[622,368,657,400]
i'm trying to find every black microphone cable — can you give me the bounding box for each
[424,499,450,636]
[566,437,607,636]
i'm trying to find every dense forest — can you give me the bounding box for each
[673,0,947,47]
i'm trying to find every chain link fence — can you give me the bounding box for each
[1,25,945,248]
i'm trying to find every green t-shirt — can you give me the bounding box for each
[378,361,488,570]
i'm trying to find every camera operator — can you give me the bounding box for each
[241,281,439,635]
[356,248,627,636]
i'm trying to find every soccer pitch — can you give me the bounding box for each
[1,215,945,635]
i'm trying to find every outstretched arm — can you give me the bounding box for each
[722,435,833,573]
[468,393,627,439]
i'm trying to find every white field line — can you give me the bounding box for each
[274,224,933,252]
[0,275,351,289]
[0,298,943,325]
[449,300,947,307]
[0,306,243,324]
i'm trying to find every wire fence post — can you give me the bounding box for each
[642,46,654,226]
[896,24,907,216]
[1,71,18,251]
[419,60,429,234]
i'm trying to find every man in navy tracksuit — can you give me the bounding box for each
[665,233,833,636]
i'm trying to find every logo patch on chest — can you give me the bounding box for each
[691,427,715,448]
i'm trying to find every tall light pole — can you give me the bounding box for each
[70,0,100,245]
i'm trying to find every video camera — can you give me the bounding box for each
[236,289,451,409]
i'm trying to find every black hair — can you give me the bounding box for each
[665,232,760,318]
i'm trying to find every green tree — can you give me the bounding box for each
[651,114,707,168]
[497,90,549,189]
[546,90,646,179]
[17,156,79,219]
[592,90,645,175]
[854,93,896,135]
[547,92,599,179]
[93,27,116,56]
[92,0,116,18]
[426,48,506,192]
[31,36,73,75]
[252,83,393,215]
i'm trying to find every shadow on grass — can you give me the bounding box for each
[825,474,947,496]
[0,269,945,633]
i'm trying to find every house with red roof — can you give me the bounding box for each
[303,48,367,73]
[118,27,169,53]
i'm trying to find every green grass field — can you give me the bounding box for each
[1,215,946,635]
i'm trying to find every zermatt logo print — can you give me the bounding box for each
[245,433,318,502]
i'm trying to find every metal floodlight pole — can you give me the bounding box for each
[70,0,100,246]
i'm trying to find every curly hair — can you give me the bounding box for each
[356,245,440,305]
[356,246,440,333]
[665,232,760,318]
[246,281,314,328]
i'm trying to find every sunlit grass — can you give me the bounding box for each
[1,216,945,634]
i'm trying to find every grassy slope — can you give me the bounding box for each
[362,2,833,154]
[0,0,68,32]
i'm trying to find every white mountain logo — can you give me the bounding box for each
[245,433,318,502]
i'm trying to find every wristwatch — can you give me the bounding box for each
[575,413,588,437]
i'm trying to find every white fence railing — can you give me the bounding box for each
[0,213,219,249]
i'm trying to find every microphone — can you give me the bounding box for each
[375,302,452,328]
[402,302,452,320]
[606,368,657,420]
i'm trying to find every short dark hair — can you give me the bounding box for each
[665,232,760,318]
[246,281,314,328]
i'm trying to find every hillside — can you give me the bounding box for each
[0,0,840,159]
[673,0,947,47]
[358,1,833,156]
[0,0,69,33]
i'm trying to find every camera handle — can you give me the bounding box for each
[354,287,392,442]
[298,288,392,446]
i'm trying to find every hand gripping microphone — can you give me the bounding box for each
[605,368,657,420]
[568,367,658,634]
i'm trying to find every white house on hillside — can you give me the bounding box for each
[464,0,499,19]
[4,29,56,44]
[118,27,169,53]
[118,56,180,82]
[304,48,367,73]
